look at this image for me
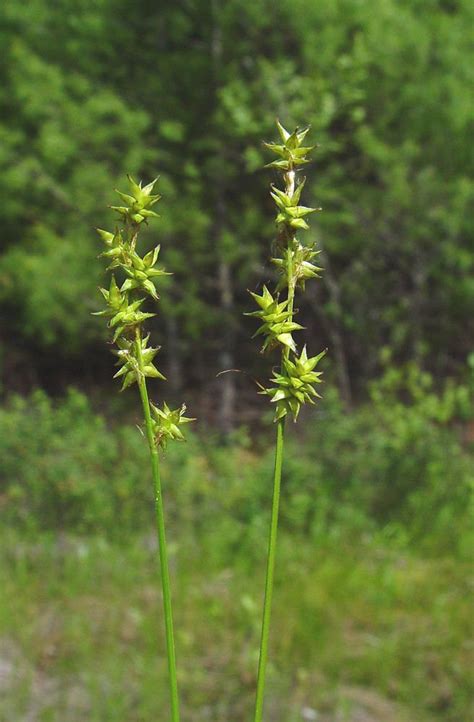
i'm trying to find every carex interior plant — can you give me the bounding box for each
[248,122,326,721]
[95,176,193,722]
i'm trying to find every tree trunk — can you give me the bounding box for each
[210,0,236,433]
[310,246,353,409]
[165,313,183,396]
[217,256,236,433]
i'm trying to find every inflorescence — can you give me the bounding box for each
[248,121,326,421]
[95,176,194,448]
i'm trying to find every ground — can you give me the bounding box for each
[0,531,470,721]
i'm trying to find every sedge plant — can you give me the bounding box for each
[247,121,326,721]
[95,176,194,722]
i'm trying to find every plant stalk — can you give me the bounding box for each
[135,327,180,722]
[254,416,285,722]
[254,165,296,721]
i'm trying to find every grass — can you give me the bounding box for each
[0,526,471,722]
[0,385,472,719]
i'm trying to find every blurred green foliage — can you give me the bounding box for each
[0,0,472,403]
[0,371,472,720]
[1,529,471,721]
[1,367,471,558]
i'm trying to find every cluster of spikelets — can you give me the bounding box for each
[247,285,303,353]
[248,121,326,421]
[95,176,194,448]
[266,346,325,421]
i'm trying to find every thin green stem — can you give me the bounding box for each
[254,416,285,722]
[254,164,296,721]
[284,166,296,360]
[135,327,180,722]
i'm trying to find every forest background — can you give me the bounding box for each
[0,1,473,721]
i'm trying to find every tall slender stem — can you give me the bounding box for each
[254,165,296,721]
[254,417,285,722]
[135,328,180,722]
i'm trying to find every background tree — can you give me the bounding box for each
[0,0,472,420]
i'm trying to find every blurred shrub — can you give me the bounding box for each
[283,362,473,557]
[0,389,151,532]
[0,371,472,557]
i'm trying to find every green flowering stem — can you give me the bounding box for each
[253,416,285,722]
[96,176,193,721]
[251,121,326,720]
[254,154,296,722]
[282,168,296,353]
[135,327,180,722]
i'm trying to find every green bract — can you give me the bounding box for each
[114,334,165,391]
[263,121,316,171]
[264,347,325,420]
[246,285,303,352]
[110,175,161,225]
[150,402,195,450]
[121,245,170,301]
[272,243,322,292]
[270,183,320,231]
